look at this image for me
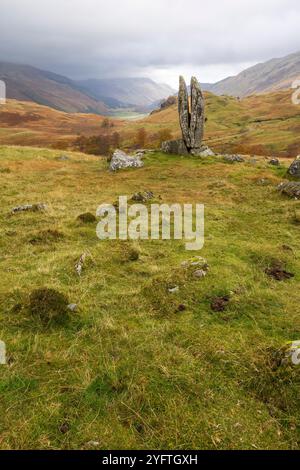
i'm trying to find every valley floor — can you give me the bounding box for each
[0,146,300,449]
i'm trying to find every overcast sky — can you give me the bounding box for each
[0,0,299,87]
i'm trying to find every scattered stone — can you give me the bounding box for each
[11,203,47,214]
[211,295,230,312]
[168,286,179,294]
[67,303,78,312]
[29,288,69,324]
[161,139,190,156]
[86,441,100,448]
[181,256,208,269]
[265,262,294,281]
[75,253,87,276]
[273,341,300,368]
[269,158,280,166]
[223,155,245,163]
[56,155,70,161]
[190,145,215,157]
[182,257,209,280]
[287,157,300,179]
[131,191,154,203]
[135,150,147,159]
[193,269,207,279]
[277,181,300,199]
[109,149,144,171]
[256,178,270,186]
[77,212,96,223]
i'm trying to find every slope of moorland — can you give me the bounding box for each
[0,146,300,449]
[0,89,299,156]
[203,50,300,97]
[0,61,175,113]
[0,62,108,114]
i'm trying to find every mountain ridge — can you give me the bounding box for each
[201,50,300,96]
[0,61,175,114]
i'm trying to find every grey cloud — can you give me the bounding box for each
[0,0,299,84]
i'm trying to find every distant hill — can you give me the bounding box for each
[0,62,175,114]
[202,51,300,97]
[77,77,176,109]
[0,62,109,114]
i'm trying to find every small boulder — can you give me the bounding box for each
[190,146,215,157]
[109,150,143,171]
[224,154,245,163]
[278,181,300,199]
[287,158,300,179]
[67,303,78,312]
[181,256,209,270]
[269,158,280,166]
[12,203,47,214]
[56,155,70,161]
[131,191,154,203]
[161,139,190,156]
[193,269,207,279]
[168,286,179,294]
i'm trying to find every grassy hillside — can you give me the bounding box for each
[1,90,300,157]
[0,146,300,449]
[0,62,108,114]
[135,90,300,157]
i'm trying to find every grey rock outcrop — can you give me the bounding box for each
[287,158,300,179]
[161,139,189,156]
[269,158,280,166]
[178,76,205,152]
[223,154,245,163]
[162,76,209,156]
[191,146,215,157]
[109,149,144,171]
[278,181,300,199]
[11,203,47,214]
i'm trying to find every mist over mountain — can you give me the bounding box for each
[77,77,175,109]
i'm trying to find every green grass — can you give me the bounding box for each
[0,145,300,449]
